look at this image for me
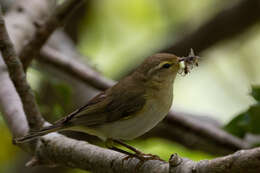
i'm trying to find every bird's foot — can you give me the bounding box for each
[123,152,163,161]
[108,139,164,168]
[122,152,164,169]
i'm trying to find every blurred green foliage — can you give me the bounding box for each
[128,138,213,161]
[0,116,20,173]
[78,0,221,78]
[77,0,260,124]
[28,68,73,122]
[251,86,260,101]
[224,86,260,138]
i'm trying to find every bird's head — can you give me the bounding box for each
[133,52,198,88]
[134,53,182,85]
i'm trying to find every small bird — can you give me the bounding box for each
[14,51,198,161]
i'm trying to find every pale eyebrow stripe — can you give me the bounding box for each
[147,61,173,75]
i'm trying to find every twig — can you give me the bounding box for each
[20,0,84,70]
[166,111,249,152]
[144,115,247,155]
[163,0,260,55]
[0,6,44,130]
[0,58,29,137]
[40,46,115,90]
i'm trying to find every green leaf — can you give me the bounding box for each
[247,105,260,134]
[224,86,260,137]
[224,112,249,138]
[225,105,260,137]
[251,85,260,103]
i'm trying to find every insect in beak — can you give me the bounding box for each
[178,48,200,75]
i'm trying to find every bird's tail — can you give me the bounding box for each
[13,124,63,144]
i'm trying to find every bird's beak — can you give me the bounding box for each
[178,57,186,70]
[178,57,185,62]
[177,50,199,75]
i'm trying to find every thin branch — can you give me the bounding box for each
[0,0,55,150]
[0,7,44,130]
[20,0,84,70]
[40,46,115,90]
[0,58,28,137]
[163,0,260,55]
[144,110,248,156]
[6,0,56,53]
[165,111,249,153]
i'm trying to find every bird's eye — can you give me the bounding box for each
[162,63,172,69]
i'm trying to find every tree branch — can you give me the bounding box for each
[28,133,260,173]
[169,147,260,173]
[36,133,169,173]
[20,0,84,70]
[143,110,249,156]
[40,46,115,90]
[163,0,260,55]
[0,57,28,137]
[6,0,56,53]
[165,111,249,154]
[0,6,44,130]
[0,0,57,154]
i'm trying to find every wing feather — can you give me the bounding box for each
[55,77,146,127]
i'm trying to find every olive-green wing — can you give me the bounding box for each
[54,92,109,126]
[56,88,146,127]
[105,89,146,122]
[52,74,146,127]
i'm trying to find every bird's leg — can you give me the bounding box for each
[105,139,136,156]
[107,139,164,163]
[113,139,142,154]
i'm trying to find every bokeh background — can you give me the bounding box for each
[1,0,260,173]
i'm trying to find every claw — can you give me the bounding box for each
[121,154,135,166]
[121,152,165,170]
[142,153,164,161]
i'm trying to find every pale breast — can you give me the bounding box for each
[93,84,173,141]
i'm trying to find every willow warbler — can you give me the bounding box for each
[14,51,198,161]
